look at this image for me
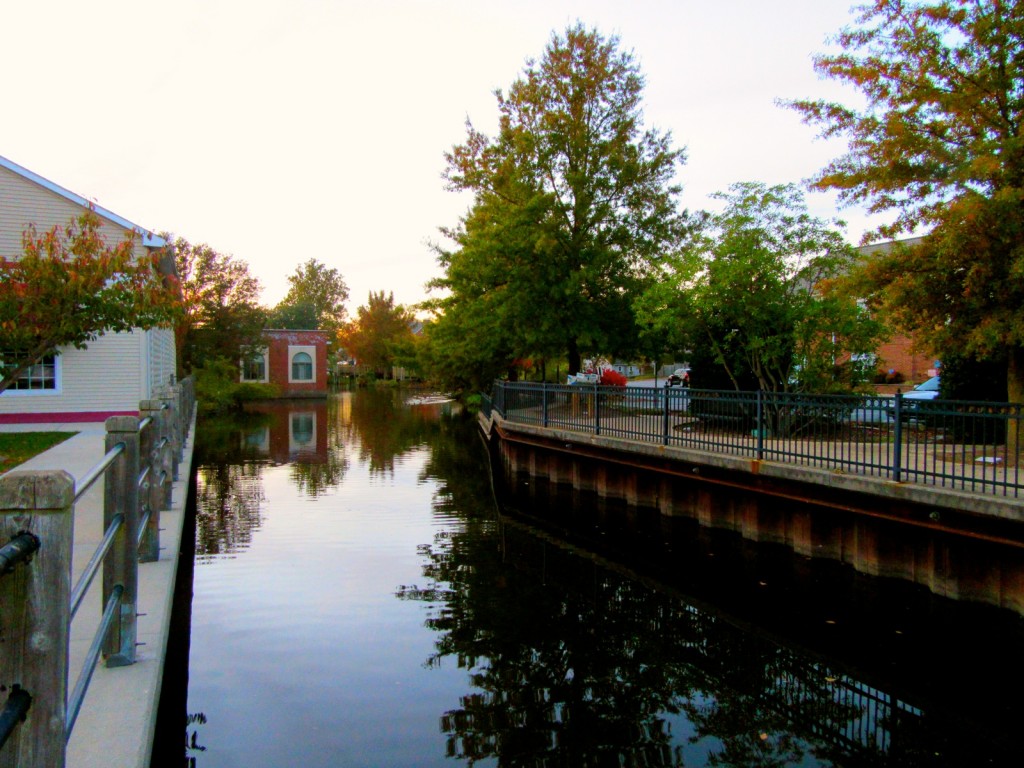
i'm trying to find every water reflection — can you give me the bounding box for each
[399,440,1024,766]
[177,392,1024,767]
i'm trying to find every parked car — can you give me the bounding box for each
[666,368,690,386]
[889,375,940,420]
[903,375,941,401]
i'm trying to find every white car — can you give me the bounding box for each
[903,375,941,401]
[889,375,941,421]
[665,368,690,386]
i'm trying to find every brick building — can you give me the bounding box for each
[855,237,939,386]
[240,329,329,398]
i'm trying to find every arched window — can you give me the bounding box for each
[291,352,313,381]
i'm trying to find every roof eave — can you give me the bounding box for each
[0,153,167,249]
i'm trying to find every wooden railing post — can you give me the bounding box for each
[138,402,165,563]
[0,470,75,768]
[158,389,181,480]
[103,417,140,667]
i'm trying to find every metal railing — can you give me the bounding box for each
[492,381,1024,497]
[0,376,194,766]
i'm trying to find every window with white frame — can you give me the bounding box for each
[0,350,60,394]
[290,413,315,448]
[240,348,269,382]
[289,347,315,382]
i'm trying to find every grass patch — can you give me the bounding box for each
[0,432,76,474]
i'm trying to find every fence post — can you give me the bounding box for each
[756,390,765,460]
[158,389,181,480]
[0,470,75,768]
[103,417,140,667]
[663,384,670,446]
[138,401,166,563]
[594,383,601,436]
[542,383,549,427]
[892,392,903,483]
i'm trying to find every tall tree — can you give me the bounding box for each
[172,236,266,372]
[271,258,349,332]
[436,23,687,376]
[788,0,1024,401]
[637,183,882,393]
[338,291,414,378]
[0,212,180,394]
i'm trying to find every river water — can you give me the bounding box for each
[158,389,1024,767]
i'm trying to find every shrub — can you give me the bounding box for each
[599,369,628,386]
[195,359,278,413]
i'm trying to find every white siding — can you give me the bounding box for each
[1,162,177,416]
[147,327,177,395]
[0,332,146,415]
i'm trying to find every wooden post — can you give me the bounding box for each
[0,470,75,768]
[138,402,164,563]
[103,417,140,667]
[158,390,181,481]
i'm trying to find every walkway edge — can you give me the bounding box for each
[65,412,196,768]
[493,416,1024,527]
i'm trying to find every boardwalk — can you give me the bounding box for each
[4,417,196,768]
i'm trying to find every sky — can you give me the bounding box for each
[1,0,881,313]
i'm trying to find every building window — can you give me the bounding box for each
[291,351,313,382]
[0,351,59,394]
[291,413,314,446]
[240,350,268,382]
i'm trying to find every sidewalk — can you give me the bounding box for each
[5,417,195,768]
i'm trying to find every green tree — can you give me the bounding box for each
[270,258,349,332]
[338,291,414,378]
[434,23,687,378]
[266,300,317,330]
[637,183,882,393]
[172,235,266,373]
[0,212,180,394]
[788,0,1024,401]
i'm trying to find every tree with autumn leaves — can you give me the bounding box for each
[0,212,180,395]
[790,0,1024,401]
[171,235,267,374]
[338,291,416,378]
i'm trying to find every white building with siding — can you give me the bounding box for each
[0,154,176,423]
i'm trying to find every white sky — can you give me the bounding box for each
[1,0,880,313]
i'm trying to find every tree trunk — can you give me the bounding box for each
[567,338,581,376]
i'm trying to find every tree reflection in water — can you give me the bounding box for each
[185,391,1024,766]
[400,430,1024,767]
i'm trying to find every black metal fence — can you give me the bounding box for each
[491,381,1024,497]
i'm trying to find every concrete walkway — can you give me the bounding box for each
[4,417,195,768]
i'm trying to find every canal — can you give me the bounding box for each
[155,389,1024,767]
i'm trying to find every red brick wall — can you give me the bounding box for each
[875,334,939,385]
[264,330,328,397]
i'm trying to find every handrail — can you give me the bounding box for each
[137,506,152,549]
[74,441,124,502]
[0,374,196,766]
[0,532,41,576]
[65,584,123,738]
[0,686,31,751]
[69,513,123,621]
[492,381,1024,498]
